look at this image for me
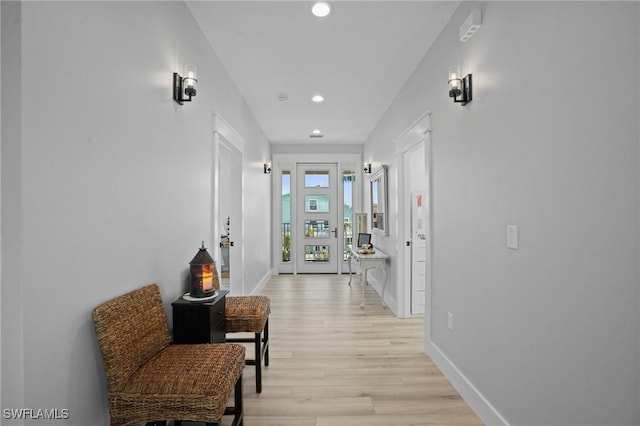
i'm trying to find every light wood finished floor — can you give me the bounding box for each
[223,274,483,426]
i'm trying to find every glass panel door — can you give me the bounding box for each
[296,163,338,273]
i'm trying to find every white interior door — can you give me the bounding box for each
[394,111,431,320]
[296,163,338,273]
[399,132,427,317]
[411,191,426,314]
[213,132,243,295]
[218,143,233,291]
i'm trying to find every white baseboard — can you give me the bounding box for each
[426,340,509,426]
[367,271,398,316]
[382,293,398,316]
[249,268,273,295]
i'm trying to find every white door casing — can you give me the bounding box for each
[212,114,245,295]
[272,154,363,276]
[394,112,431,319]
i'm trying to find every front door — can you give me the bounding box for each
[296,163,339,273]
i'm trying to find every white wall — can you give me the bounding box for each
[1,1,25,420]
[241,141,272,293]
[0,0,4,417]
[0,0,2,410]
[2,1,270,424]
[366,1,640,425]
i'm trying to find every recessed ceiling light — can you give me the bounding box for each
[311,2,332,18]
[312,129,322,135]
[310,129,323,138]
[311,95,325,103]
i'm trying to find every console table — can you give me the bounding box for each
[172,290,228,344]
[346,245,390,308]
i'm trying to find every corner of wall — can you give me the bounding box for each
[637,3,640,421]
[0,0,3,412]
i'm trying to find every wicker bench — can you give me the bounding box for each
[92,284,245,426]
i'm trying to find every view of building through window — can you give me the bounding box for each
[281,171,291,262]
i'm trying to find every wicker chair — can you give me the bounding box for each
[92,284,245,426]
[225,295,271,393]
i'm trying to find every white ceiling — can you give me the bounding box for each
[186,1,460,144]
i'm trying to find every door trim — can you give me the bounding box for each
[394,112,432,320]
[212,113,245,295]
[272,153,363,275]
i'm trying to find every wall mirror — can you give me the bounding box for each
[370,165,388,236]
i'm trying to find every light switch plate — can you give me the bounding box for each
[507,225,519,249]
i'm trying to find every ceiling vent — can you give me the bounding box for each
[459,10,482,42]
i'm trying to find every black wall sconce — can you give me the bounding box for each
[448,65,472,105]
[363,162,372,174]
[264,162,272,174]
[173,64,197,105]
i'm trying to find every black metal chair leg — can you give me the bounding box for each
[255,332,262,393]
[264,319,269,366]
[235,372,244,426]
[225,374,244,426]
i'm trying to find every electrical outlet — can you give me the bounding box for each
[448,312,454,331]
[507,225,519,250]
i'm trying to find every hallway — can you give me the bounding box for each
[231,274,483,426]
[4,2,640,424]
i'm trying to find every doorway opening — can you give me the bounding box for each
[272,154,363,275]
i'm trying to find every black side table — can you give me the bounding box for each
[172,290,228,344]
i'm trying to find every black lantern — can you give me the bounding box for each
[448,65,472,106]
[173,64,197,105]
[189,242,218,298]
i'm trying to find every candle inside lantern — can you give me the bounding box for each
[202,264,213,292]
[184,64,197,97]
[448,65,462,98]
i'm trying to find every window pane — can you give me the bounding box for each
[281,171,291,263]
[373,212,384,231]
[305,195,329,212]
[371,180,380,229]
[305,171,329,188]
[304,219,330,238]
[304,245,330,262]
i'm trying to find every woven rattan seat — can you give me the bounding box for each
[225,295,271,393]
[92,284,245,426]
[225,296,270,333]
